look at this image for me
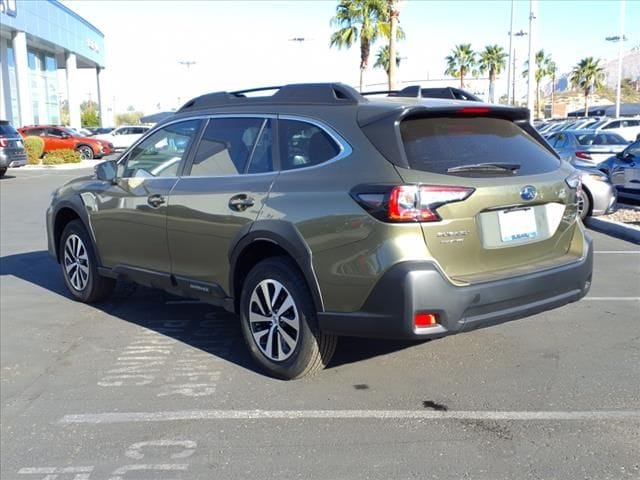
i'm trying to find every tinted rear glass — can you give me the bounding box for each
[576,133,628,146]
[400,117,559,176]
[0,123,20,136]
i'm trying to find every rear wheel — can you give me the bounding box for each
[0,167,6,177]
[239,257,337,380]
[577,188,592,220]
[76,145,94,160]
[59,220,115,302]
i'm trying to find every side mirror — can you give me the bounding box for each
[95,160,117,183]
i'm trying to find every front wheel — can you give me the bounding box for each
[0,167,6,177]
[59,220,115,302]
[577,188,592,220]
[76,145,94,160]
[239,257,337,380]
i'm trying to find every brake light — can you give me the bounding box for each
[459,107,490,114]
[352,185,474,223]
[0,139,7,147]
[575,151,592,160]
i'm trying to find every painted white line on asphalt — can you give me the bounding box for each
[165,300,204,305]
[58,409,640,424]
[594,251,640,254]
[584,297,640,301]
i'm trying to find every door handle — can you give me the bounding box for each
[147,194,166,208]
[228,194,255,212]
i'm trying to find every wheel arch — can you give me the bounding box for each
[228,221,324,315]
[51,198,100,264]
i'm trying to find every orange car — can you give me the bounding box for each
[18,125,114,160]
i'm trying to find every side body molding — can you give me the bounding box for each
[228,220,324,313]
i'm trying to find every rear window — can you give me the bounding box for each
[576,133,627,146]
[0,123,20,136]
[400,117,560,176]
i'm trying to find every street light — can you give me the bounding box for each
[606,0,627,118]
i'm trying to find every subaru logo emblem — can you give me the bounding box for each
[520,185,537,201]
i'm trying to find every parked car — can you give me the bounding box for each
[18,125,113,160]
[546,129,628,167]
[0,120,27,177]
[593,117,640,143]
[598,140,640,201]
[46,83,593,379]
[574,167,617,219]
[93,125,151,150]
[86,127,115,136]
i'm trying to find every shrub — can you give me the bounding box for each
[24,136,44,165]
[43,149,82,165]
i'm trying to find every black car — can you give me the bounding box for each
[0,120,27,177]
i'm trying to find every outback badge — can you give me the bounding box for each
[520,185,537,202]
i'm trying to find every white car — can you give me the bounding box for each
[593,118,640,143]
[94,125,151,150]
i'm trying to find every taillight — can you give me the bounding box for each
[575,151,592,160]
[459,107,490,114]
[0,138,7,147]
[352,184,474,223]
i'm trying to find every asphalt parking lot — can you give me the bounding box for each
[1,167,639,480]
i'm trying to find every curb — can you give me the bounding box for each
[586,216,640,245]
[22,160,100,171]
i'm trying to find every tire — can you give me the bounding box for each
[239,257,337,380]
[76,145,94,160]
[0,167,6,178]
[59,219,115,303]
[577,188,592,221]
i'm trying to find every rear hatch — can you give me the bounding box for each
[0,122,26,155]
[360,106,582,283]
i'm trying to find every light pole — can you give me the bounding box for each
[506,0,515,104]
[178,60,197,107]
[526,0,537,123]
[606,0,626,118]
[511,30,527,104]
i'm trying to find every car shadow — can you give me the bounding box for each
[0,174,17,180]
[0,250,421,378]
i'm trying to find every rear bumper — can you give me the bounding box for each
[318,235,593,339]
[0,151,27,168]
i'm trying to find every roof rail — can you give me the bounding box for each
[178,83,366,112]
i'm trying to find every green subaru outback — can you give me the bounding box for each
[46,83,593,379]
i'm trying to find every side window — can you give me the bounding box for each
[187,117,267,177]
[47,128,64,138]
[121,119,201,178]
[555,133,567,148]
[278,119,340,171]
[604,121,619,129]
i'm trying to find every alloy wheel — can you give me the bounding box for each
[63,233,90,291]
[248,279,300,362]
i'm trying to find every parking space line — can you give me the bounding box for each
[583,297,640,301]
[594,251,640,254]
[58,409,640,424]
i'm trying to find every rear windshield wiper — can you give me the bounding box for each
[446,162,520,174]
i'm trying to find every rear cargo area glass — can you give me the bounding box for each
[400,117,559,176]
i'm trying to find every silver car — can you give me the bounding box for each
[598,140,640,201]
[574,168,617,220]
[547,129,629,167]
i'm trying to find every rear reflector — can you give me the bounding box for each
[415,313,438,328]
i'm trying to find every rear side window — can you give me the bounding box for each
[0,123,19,136]
[576,133,628,146]
[400,117,560,176]
[187,117,271,176]
[278,119,340,171]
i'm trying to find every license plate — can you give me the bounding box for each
[498,207,538,243]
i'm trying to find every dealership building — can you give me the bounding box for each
[0,0,105,128]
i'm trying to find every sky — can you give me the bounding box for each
[61,0,639,118]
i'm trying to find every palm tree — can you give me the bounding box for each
[330,0,388,92]
[387,0,400,90]
[522,49,553,119]
[547,60,557,117]
[570,57,605,116]
[445,44,477,89]
[478,45,507,103]
[374,45,401,75]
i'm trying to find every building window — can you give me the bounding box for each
[5,42,19,126]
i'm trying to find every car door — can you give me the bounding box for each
[166,116,277,297]
[88,119,202,283]
[610,142,640,192]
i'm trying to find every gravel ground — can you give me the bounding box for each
[602,202,640,227]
